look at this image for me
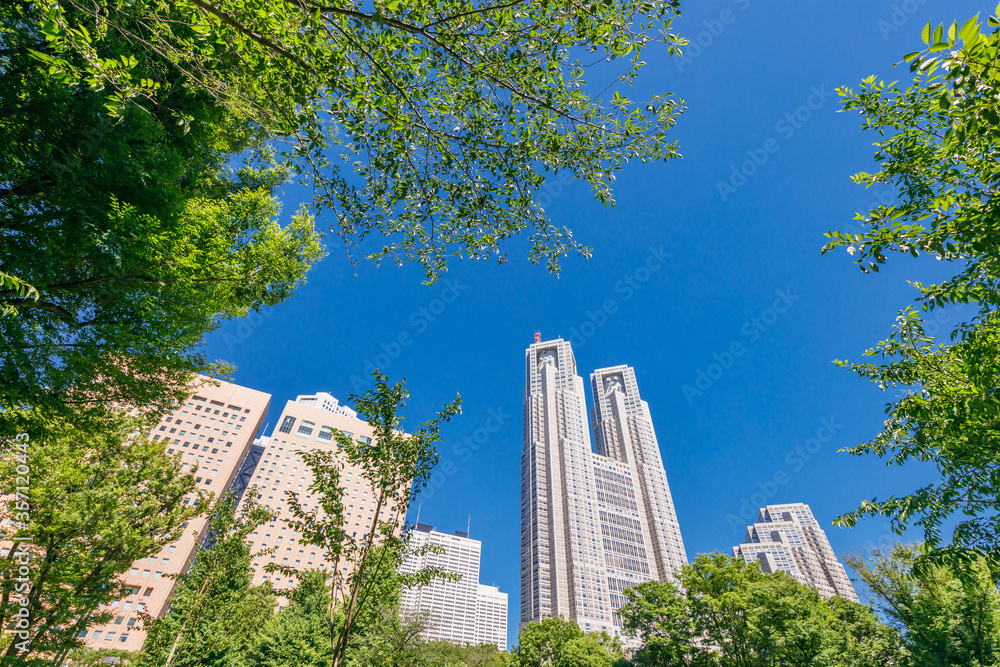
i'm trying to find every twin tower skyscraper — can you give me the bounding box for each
[520,336,687,637]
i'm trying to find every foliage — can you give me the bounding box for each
[29,0,688,281]
[827,6,1000,573]
[0,407,201,666]
[268,370,461,667]
[1,0,325,414]
[420,641,513,667]
[617,579,706,667]
[513,617,624,667]
[136,493,276,667]
[246,571,334,667]
[617,553,905,667]
[65,647,138,666]
[845,542,1000,667]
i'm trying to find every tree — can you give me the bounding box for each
[268,370,461,667]
[617,580,706,667]
[617,554,905,667]
[826,7,1000,573]
[30,0,688,282]
[422,641,514,667]
[0,408,201,665]
[136,494,276,667]
[680,553,834,667]
[514,617,623,667]
[247,571,334,667]
[845,542,1000,667]
[823,596,908,667]
[1,1,325,414]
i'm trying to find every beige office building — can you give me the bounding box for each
[83,377,271,651]
[239,392,397,591]
[399,523,508,650]
[521,336,687,637]
[732,503,858,601]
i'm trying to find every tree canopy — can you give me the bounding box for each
[827,7,1000,573]
[28,0,687,281]
[1,0,325,415]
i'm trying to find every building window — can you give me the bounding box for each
[278,416,296,434]
[297,421,315,438]
[317,426,334,443]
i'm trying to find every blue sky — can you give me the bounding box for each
[205,0,991,646]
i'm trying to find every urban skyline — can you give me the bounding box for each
[63,363,869,653]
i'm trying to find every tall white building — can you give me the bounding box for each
[732,503,858,601]
[521,336,687,637]
[399,523,508,650]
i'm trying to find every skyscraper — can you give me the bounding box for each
[239,392,401,591]
[521,336,687,636]
[732,503,858,601]
[399,523,509,650]
[82,377,271,651]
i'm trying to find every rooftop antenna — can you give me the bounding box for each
[415,503,421,525]
[467,514,471,537]
[534,331,541,343]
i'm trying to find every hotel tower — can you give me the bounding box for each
[521,336,687,636]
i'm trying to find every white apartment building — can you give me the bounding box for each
[732,503,858,601]
[521,336,687,637]
[399,523,508,650]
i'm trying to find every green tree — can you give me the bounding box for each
[845,542,1000,667]
[823,596,908,667]
[617,580,706,667]
[247,571,334,667]
[514,617,622,667]
[826,7,1000,572]
[30,0,688,282]
[136,494,276,667]
[268,371,461,667]
[0,408,201,666]
[1,1,325,414]
[620,555,906,667]
[680,553,833,667]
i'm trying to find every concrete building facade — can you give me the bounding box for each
[521,336,687,637]
[83,377,271,651]
[732,503,858,601]
[239,392,397,591]
[399,523,508,650]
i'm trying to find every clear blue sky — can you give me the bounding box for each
[204,0,991,646]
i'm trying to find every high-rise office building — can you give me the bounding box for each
[521,336,687,636]
[239,392,401,591]
[732,503,858,601]
[83,377,271,651]
[399,523,508,650]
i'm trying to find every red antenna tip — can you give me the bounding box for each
[534,331,541,343]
